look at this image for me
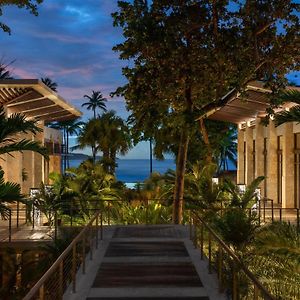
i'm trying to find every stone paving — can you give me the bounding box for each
[64,225,226,300]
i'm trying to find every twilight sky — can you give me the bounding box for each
[0,0,154,159]
[0,1,299,159]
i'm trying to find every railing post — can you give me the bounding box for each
[72,244,76,293]
[59,261,63,299]
[100,211,103,240]
[70,202,73,227]
[89,227,93,260]
[32,204,35,229]
[146,200,149,225]
[9,209,12,242]
[279,208,282,222]
[297,209,300,230]
[96,213,99,249]
[271,200,274,222]
[189,211,192,240]
[17,201,19,228]
[39,284,45,300]
[254,284,259,300]
[208,231,212,274]
[218,245,223,292]
[200,222,204,260]
[54,210,58,242]
[82,237,86,274]
[108,202,111,225]
[232,262,238,300]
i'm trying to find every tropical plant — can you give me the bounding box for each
[214,126,237,174]
[214,177,264,251]
[274,90,300,127]
[98,111,132,174]
[49,118,84,169]
[82,90,107,118]
[184,163,225,211]
[223,176,265,209]
[41,77,57,92]
[0,167,24,219]
[0,58,14,79]
[73,118,102,163]
[0,107,48,157]
[245,222,300,299]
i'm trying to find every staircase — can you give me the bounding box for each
[65,225,225,300]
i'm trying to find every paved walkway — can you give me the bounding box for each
[64,225,225,300]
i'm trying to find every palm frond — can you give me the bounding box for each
[274,105,300,127]
[0,139,49,159]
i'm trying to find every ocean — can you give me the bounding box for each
[69,159,176,183]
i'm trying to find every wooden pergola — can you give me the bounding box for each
[201,81,300,125]
[0,79,81,121]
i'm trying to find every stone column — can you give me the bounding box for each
[282,122,294,208]
[266,120,278,202]
[237,128,245,184]
[32,122,44,188]
[245,125,254,185]
[255,118,265,195]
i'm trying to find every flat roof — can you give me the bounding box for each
[0,79,82,122]
[203,81,300,124]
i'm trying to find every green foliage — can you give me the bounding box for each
[274,89,300,127]
[245,222,300,299]
[0,0,43,34]
[0,106,48,158]
[184,163,225,211]
[112,0,299,222]
[0,167,24,219]
[112,200,172,225]
[223,176,265,209]
[215,209,259,251]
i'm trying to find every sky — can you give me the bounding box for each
[0,1,299,159]
[0,0,155,159]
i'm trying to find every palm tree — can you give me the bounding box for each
[0,107,48,157]
[73,118,102,163]
[214,126,237,174]
[82,91,107,118]
[0,107,48,219]
[98,111,132,174]
[49,118,84,170]
[274,89,300,127]
[0,168,24,219]
[0,59,14,79]
[41,77,58,92]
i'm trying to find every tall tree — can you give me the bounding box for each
[82,91,107,119]
[0,0,43,34]
[112,0,299,223]
[41,77,57,92]
[73,118,102,163]
[48,118,84,170]
[98,111,132,174]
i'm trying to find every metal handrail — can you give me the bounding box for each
[23,211,100,300]
[191,211,276,300]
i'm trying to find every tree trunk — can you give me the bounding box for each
[110,151,116,174]
[199,119,212,163]
[173,128,189,224]
[66,130,69,169]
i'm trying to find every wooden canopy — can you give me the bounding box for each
[0,79,82,122]
[205,81,300,124]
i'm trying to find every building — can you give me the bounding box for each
[207,81,300,209]
[0,79,82,194]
